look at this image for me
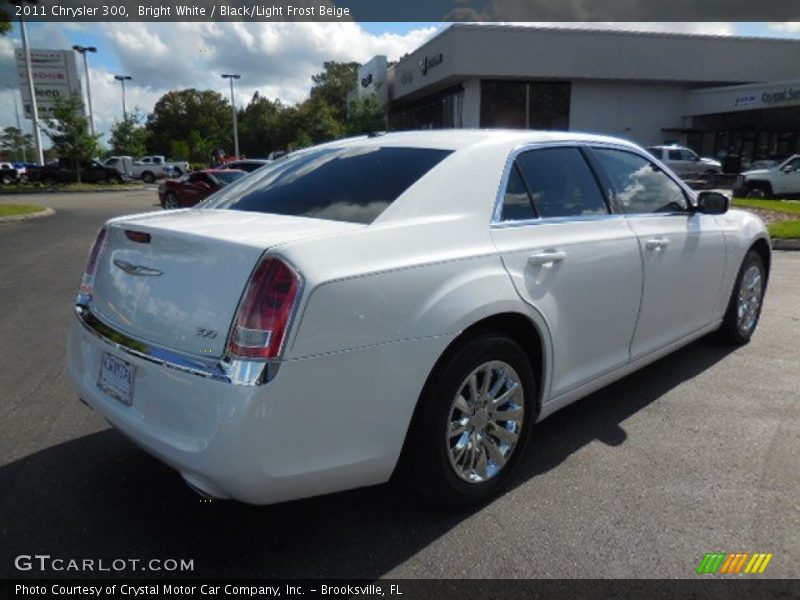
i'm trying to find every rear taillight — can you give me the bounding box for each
[228,256,301,360]
[79,227,108,297]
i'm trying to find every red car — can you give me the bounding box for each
[158,169,246,209]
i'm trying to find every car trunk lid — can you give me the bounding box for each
[90,209,362,358]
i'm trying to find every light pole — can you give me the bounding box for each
[72,44,97,137]
[114,75,132,120]
[18,3,44,165]
[221,74,240,157]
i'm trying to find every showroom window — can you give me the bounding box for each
[499,147,608,220]
[592,148,688,214]
[481,81,571,130]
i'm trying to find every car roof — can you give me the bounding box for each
[205,168,245,173]
[308,129,639,152]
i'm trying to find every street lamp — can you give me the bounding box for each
[15,0,44,164]
[114,75,132,120]
[72,44,97,137]
[221,74,241,157]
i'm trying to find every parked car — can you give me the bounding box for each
[733,154,800,198]
[26,158,123,184]
[130,155,191,183]
[158,169,246,208]
[0,162,21,184]
[68,130,770,506]
[222,158,271,172]
[645,145,722,180]
[102,156,134,179]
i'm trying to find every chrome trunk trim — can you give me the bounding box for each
[74,304,274,386]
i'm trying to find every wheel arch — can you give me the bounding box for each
[750,236,771,281]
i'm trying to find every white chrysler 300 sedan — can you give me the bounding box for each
[68,130,770,506]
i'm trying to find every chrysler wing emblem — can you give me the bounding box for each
[113,259,163,277]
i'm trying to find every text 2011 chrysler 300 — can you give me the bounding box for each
[68,131,770,505]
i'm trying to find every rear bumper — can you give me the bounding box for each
[67,308,451,504]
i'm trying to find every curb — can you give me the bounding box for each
[773,239,800,251]
[0,207,55,223]
[0,186,146,195]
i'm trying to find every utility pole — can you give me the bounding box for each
[19,11,44,165]
[72,45,97,137]
[221,74,241,157]
[114,75,132,120]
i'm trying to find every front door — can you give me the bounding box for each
[589,147,726,360]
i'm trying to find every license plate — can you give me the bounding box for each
[98,352,135,406]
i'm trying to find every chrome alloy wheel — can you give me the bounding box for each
[737,265,763,336]
[446,360,525,483]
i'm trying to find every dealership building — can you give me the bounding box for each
[355,25,800,166]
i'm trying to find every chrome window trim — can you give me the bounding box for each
[490,140,697,228]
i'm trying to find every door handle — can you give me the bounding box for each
[528,250,566,266]
[645,237,669,251]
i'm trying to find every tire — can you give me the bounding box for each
[397,333,536,508]
[106,174,122,184]
[164,192,179,210]
[1,175,10,185]
[745,183,771,199]
[718,250,766,346]
[141,171,155,184]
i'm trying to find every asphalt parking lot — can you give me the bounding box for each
[0,191,798,579]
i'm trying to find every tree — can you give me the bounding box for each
[108,111,149,157]
[145,89,231,162]
[238,92,285,157]
[0,126,35,162]
[309,61,360,122]
[291,97,345,148]
[346,95,386,136]
[42,93,100,183]
[0,0,12,36]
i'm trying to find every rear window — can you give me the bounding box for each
[203,146,452,224]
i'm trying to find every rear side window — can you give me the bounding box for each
[204,146,452,224]
[513,147,608,219]
[500,164,537,221]
[592,148,688,214]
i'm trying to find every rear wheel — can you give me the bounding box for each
[1,174,11,185]
[41,175,56,186]
[719,250,766,345]
[141,171,156,184]
[398,334,536,507]
[164,192,179,209]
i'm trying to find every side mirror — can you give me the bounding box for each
[696,191,729,215]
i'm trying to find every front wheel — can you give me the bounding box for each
[745,183,771,199]
[398,334,536,507]
[719,250,766,345]
[163,192,179,209]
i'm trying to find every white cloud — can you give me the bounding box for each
[0,22,438,153]
[766,22,800,32]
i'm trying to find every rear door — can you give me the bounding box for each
[490,146,643,398]
[589,146,726,360]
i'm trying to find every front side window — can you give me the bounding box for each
[204,146,452,224]
[513,147,608,219]
[592,148,688,214]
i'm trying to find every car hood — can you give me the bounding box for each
[741,168,771,177]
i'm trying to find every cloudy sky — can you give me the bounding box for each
[1,21,799,148]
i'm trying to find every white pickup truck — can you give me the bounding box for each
[733,155,800,198]
[104,155,189,183]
